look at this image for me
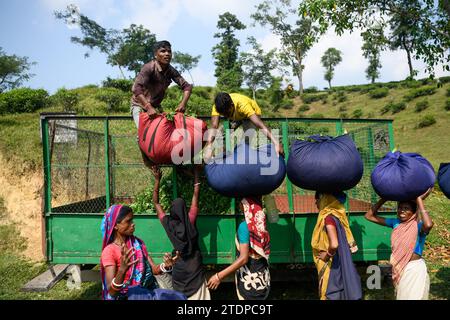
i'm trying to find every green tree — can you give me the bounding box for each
[55,5,157,77]
[0,47,36,93]
[240,37,277,100]
[211,12,246,91]
[252,0,320,94]
[109,24,156,75]
[361,27,387,83]
[388,3,419,79]
[299,0,450,74]
[172,52,201,84]
[321,48,342,88]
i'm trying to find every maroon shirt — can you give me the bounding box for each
[131,60,192,109]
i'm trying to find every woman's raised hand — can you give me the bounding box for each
[119,243,138,273]
[163,251,180,268]
[418,187,433,201]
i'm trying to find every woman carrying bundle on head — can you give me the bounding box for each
[100,204,185,300]
[364,188,433,300]
[207,197,271,300]
[312,192,362,300]
[151,165,211,300]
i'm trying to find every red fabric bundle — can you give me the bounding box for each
[138,112,207,164]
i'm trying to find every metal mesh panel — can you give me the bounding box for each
[44,116,395,215]
[50,119,106,213]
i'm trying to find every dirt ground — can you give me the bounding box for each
[0,154,44,262]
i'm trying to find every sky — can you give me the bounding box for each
[0,0,449,94]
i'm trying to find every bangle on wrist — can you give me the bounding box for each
[215,273,221,282]
[326,250,336,257]
[111,277,124,289]
[159,263,172,273]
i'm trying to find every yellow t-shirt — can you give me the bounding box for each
[211,93,262,121]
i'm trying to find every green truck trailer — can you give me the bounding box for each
[40,115,397,265]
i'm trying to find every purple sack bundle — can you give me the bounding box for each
[371,151,435,201]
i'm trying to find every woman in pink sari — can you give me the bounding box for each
[365,188,434,299]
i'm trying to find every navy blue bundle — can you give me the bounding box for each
[205,143,286,197]
[438,163,450,199]
[286,134,363,192]
[371,151,435,201]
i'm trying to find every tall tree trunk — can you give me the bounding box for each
[252,87,256,101]
[406,48,414,79]
[402,38,414,79]
[188,70,195,86]
[295,53,304,95]
[328,80,332,89]
[118,65,126,79]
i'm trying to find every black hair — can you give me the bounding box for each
[153,40,171,54]
[116,205,133,224]
[398,200,418,213]
[214,92,233,115]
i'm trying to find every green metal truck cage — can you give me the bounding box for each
[40,115,397,265]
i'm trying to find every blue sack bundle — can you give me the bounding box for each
[127,286,187,300]
[438,163,450,199]
[286,134,363,192]
[205,143,286,198]
[371,151,435,201]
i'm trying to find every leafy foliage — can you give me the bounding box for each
[302,93,328,104]
[381,101,406,114]
[55,5,191,77]
[172,51,201,84]
[0,47,36,93]
[417,115,437,128]
[211,12,246,91]
[252,0,320,94]
[51,88,80,112]
[321,47,342,88]
[404,85,437,101]
[352,109,363,118]
[102,77,133,92]
[131,168,230,214]
[95,87,127,112]
[0,88,48,115]
[368,87,389,99]
[240,37,277,100]
[299,104,311,112]
[415,99,430,113]
[361,27,387,83]
[299,0,450,74]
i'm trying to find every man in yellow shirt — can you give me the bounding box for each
[204,92,284,160]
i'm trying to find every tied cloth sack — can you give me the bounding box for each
[205,143,286,198]
[286,134,363,192]
[371,151,435,201]
[138,112,207,165]
[438,163,450,199]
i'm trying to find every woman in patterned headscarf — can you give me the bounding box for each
[100,204,184,300]
[207,197,271,300]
